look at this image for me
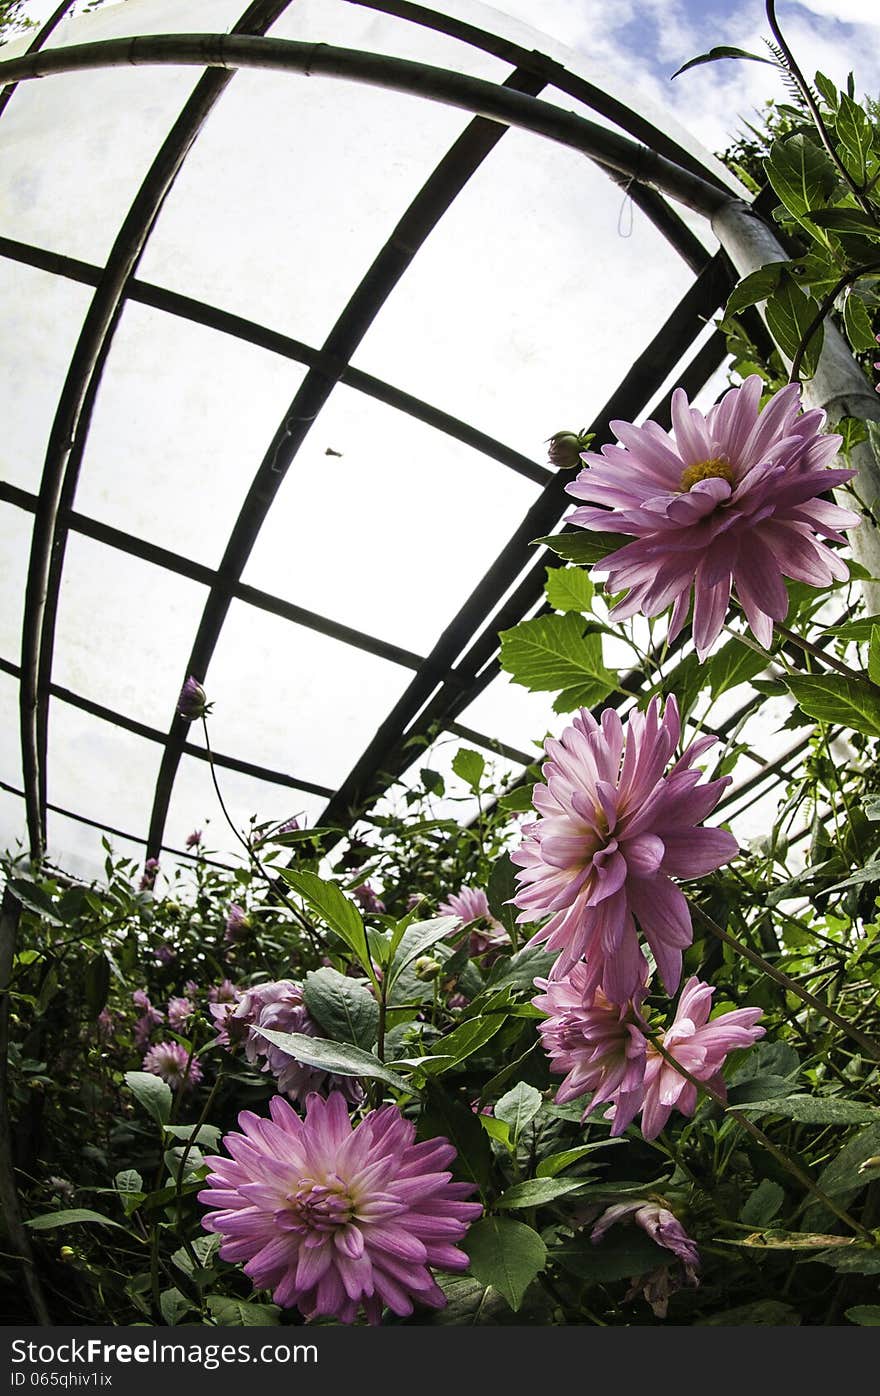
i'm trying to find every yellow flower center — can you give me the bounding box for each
[678,457,734,493]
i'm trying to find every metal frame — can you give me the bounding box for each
[0,2,783,871]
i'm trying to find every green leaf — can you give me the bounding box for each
[276,869,373,981]
[815,1123,880,1199]
[765,280,824,376]
[486,944,556,994]
[464,1217,547,1311]
[814,71,839,110]
[697,1300,801,1326]
[8,878,64,926]
[496,1177,587,1209]
[805,206,880,237]
[834,94,874,182]
[386,916,459,989]
[301,967,379,1050]
[124,1070,172,1126]
[83,953,111,1019]
[869,625,880,685]
[552,1230,668,1283]
[159,1288,190,1326]
[420,767,445,797]
[545,566,594,614]
[418,1083,493,1192]
[498,783,536,814]
[846,1306,880,1326]
[486,852,519,943]
[499,613,614,709]
[725,262,789,318]
[162,1124,222,1149]
[114,1169,143,1195]
[533,531,629,567]
[741,1179,785,1227]
[494,1082,542,1144]
[253,1028,411,1092]
[844,290,878,353]
[536,1140,624,1176]
[706,636,768,698]
[765,134,839,225]
[786,673,880,737]
[420,1016,506,1074]
[451,747,485,792]
[672,45,778,79]
[736,1095,880,1124]
[206,1296,281,1326]
[26,1209,125,1231]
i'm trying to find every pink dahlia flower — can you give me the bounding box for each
[186,829,202,849]
[142,1041,202,1091]
[592,1200,699,1318]
[438,886,508,956]
[352,881,386,914]
[132,990,164,1049]
[224,903,251,945]
[199,1093,482,1323]
[167,995,194,1032]
[640,976,764,1139]
[223,980,361,1106]
[566,376,857,658]
[512,696,737,1000]
[533,963,647,1134]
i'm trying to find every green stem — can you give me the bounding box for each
[788,261,880,384]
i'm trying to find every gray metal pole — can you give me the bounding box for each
[712,198,880,602]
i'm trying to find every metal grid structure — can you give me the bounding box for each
[0,0,810,879]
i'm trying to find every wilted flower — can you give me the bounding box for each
[566,376,857,658]
[142,1041,203,1091]
[533,963,647,1134]
[167,996,194,1032]
[512,697,737,1001]
[438,886,508,957]
[138,857,160,892]
[177,675,210,721]
[222,980,361,1106]
[224,904,251,945]
[199,1093,482,1323]
[352,881,385,914]
[592,1200,699,1317]
[640,977,764,1140]
[132,990,164,1048]
[186,829,203,849]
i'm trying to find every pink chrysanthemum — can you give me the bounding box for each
[438,886,508,956]
[220,980,361,1106]
[566,376,857,658]
[142,1041,202,1091]
[532,963,647,1134]
[167,995,194,1032]
[199,1093,482,1323]
[640,977,764,1140]
[512,696,737,1001]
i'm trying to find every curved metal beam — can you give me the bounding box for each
[0,35,733,216]
[16,2,294,860]
[0,0,74,122]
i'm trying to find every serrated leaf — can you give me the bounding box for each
[301,967,379,1050]
[26,1209,125,1232]
[765,134,839,225]
[451,747,485,792]
[206,1296,281,1326]
[725,261,789,317]
[253,1027,411,1092]
[706,636,768,698]
[464,1217,546,1311]
[844,290,878,353]
[533,531,629,566]
[124,1070,172,1126]
[765,280,823,376]
[786,673,880,736]
[499,613,614,706]
[806,206,880,237]
[736,1095,880,1124]
[494,1082,542,1144]
[672,45,778,79]
[276,869,374,982]
[545,566,594,614]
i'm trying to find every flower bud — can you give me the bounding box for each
[177,675,210,721]
[546,429,593,469]
[59,1246,77,1264]
[413,956,442,981]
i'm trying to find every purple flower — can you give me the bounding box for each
[184,979,199,999]
[177,675,210,721]
[532,963,647,1134]
[566,376,857,657]
[223,980,361,1106]
[640,977,764,1139]
[186,829,203,849]
[224,904,251,945]
[438,886,508,957]
[138,857,160,892]
[154,943,176,966]
[208,979,239,1004]
[167,996,194,1032]
[142,1041,202,1091]
[512,696,737,1001]
[592,1201,699,1317]
[351,881,385,914]
[132,990,164,1048]
[279,817,301,834]
[199,1093,482,1322]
